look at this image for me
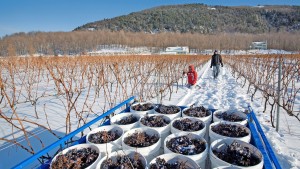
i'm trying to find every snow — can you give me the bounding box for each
[208,7,216,10]
[12,48,300,58]
[1,59,300,168]
[87,46,153,55]
[220,49,298,55]
[151,61,300,169]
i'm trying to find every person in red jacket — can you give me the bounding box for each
[186,65,198,88]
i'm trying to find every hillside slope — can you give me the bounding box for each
[74,4,300,34]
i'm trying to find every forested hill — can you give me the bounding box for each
[74,4,300,34]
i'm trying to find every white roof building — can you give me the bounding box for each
[250,41,267,50]
[161,46,189,55]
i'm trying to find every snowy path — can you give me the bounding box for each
[177,62,250,111]
[176,62,299,169]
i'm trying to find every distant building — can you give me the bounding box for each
[208,7,216,10]
[87,28,95,31]
[250,41,267,50]
[161,46,189,55]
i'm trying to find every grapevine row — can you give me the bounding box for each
[223,54,300,127]
[0,55,209,155]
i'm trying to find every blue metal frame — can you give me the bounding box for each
[12,96,135,169]
[247,106,282,169]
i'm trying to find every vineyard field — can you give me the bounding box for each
[0,54,299,168]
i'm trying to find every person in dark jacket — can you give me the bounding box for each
[210,50,223,79]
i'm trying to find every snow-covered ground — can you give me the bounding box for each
[178,62,300,169]
[1,60,299,168]
[14,47,299,57]
[88,45,153,55]
[165,61,299,168]
[219,49,298,55]
[88,48,298,56]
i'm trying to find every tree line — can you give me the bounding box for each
[1,31,300,57]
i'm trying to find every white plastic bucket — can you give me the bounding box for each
[122,127,161,163]
[149,153,200,169]
[182,107,212,140]
[139,114,171,147]
[97,150,148,169]
[86,125,123,157]
[209,121,251,143]
[130,102,155,115]
[213,109,248,126]
[154,104,181,120]
[170,117,206,138]
[110,113,140,132]
[182,107,212,126]
[164,132,208,169]
[50,144,101,169]
[210,138,264,169]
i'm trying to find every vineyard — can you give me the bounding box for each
[0,55,209,158]
[223,54,300,125]
[0,53,300,168]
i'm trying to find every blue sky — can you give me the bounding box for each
[1,0,300,37]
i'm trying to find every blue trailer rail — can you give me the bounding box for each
[247,106,282,169]
[12,96,135,169]
[12,97,281,169]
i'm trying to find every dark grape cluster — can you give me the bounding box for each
[183,106,211,117]
[131,103,154,111]
[51,147,99,169]
[88,130,121,144]
[149,157,190,169]
[140,115,170,127]
[211,123,249,137]
[215,112,245,122]
[173,118,204,131]
[155,105,180,114]
[166,136,206,155]
[213,141,261,166]
[115,115,138,125]
[101,154,144,169]
[124,131,159,147]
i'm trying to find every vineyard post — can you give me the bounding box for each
[276,57,282,132]
[157,68,161,104]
